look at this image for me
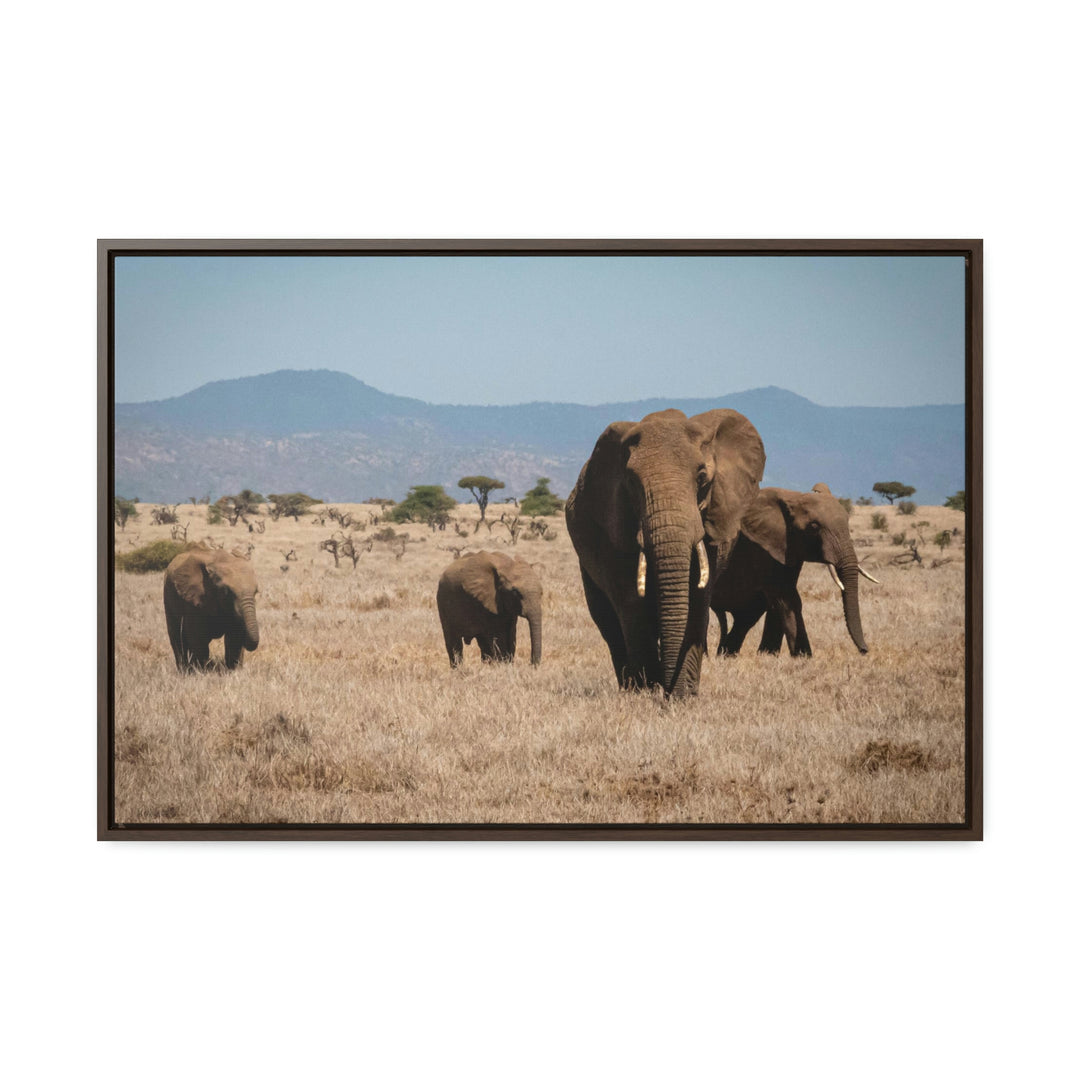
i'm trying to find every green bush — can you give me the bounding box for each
[891,532,907,546]
[897,500,918,516]
[116,539,188,574]
[871,513,888,531]
[520,477,565,516]
[944,491,966,513]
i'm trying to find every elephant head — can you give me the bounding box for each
[489,553,543,665]
[740,483,874,653]
[170,549,260,652]
[567,408,765,697]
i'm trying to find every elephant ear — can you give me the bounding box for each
[573,420,638,546]
[740,490,792,565]
[474,557,501,616]
[581,421,635,491]
[691,409,766,563]
[168,552,210,607]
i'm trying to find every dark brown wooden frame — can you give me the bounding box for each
[98,239,982,840]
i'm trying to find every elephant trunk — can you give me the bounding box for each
[838,558,867,653]
[238,594,260,651]
[643,489,698,696]
[524,601,542,666]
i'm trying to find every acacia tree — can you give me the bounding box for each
[458,475,505,528]
[216,489,265,525]
[388,485,457,524]
[944,491,966,513]
[873,481,916,505]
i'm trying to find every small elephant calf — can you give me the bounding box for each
[164,547,260,671]
[436,551,542,667]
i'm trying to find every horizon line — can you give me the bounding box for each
[116,367,965,411]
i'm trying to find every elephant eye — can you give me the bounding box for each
[809,521,820,531]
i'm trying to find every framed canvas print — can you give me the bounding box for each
[98,240,981,839]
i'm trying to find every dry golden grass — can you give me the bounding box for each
[113,500,966,824]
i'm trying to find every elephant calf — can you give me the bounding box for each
[712,484,877,657]
[164,547,260,671]
[436,551,542,667]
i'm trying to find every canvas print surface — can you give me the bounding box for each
[109,250,970,828]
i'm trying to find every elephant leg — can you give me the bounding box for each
[477,634,496,662]
[580,569,632,686]
[715,608,729,656]
[619,616,663,690]
[492,618,517,662]
[182,625,211,670]
[166,613,185,671]
[723,599,767,655]
[224,629,245,669]
[443,624,464,668]
[788,592,812,657]
[759,607,788,655]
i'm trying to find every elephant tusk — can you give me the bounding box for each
[858,564,881,584]
[637,551,647,597]
[827,563,845,591]
[696,540,709,589]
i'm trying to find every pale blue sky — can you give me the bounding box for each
[114,254,965,407]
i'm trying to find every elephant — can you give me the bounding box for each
[565,408,766,697]
[436,551,542,667]
[163,546,260,671]
[711,483,878,657]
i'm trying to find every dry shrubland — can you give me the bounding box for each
[113,501,967,824]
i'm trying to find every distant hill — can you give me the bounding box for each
[115,369,964,506]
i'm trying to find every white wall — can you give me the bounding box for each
[6,2,1072,1077]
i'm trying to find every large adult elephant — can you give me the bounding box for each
[712,483,878,657]
[163,547,260,671]
[566,408,766,697]
[437,551,542,667]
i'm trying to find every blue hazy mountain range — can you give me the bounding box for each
[115,369,964,505]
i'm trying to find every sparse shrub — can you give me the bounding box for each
[373,525,400,542]
[116,539,187,573]
[897,500,917,516]
[114,496,140,531]
[207,503,224,525]
[933,530,952,553]
[856,496,873,507]
[891,532,907,546]
[269,492,322,520]
[150,504,180,525]
[838,497,853,516]
[871,513,887,531]
[520,477,565,516]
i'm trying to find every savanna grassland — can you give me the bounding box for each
[113,501,967,825]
